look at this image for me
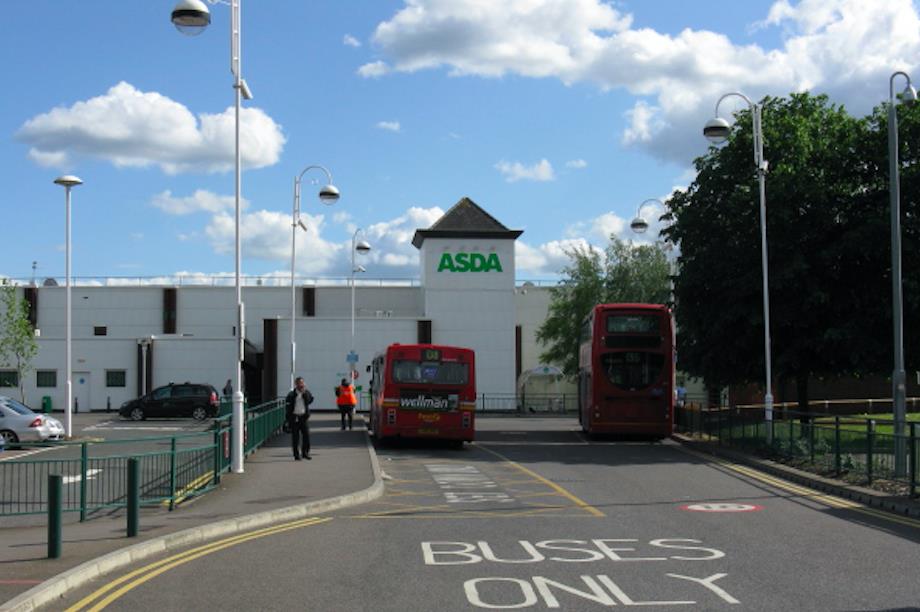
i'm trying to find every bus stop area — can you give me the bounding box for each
[0,413,382,611]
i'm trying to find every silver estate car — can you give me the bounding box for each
[0,396,65,444]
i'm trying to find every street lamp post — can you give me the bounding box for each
[887,71,916,476]
[171,0,252,473]
[350,229,371,377]
[703,93,774,440]
[54,175,82,439]
[629,198,663,234]
[290,166,339,390]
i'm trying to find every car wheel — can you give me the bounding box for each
[1,430,19,445]
[192,406,208,421]
[130,407,145,421]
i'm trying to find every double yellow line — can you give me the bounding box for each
[66,516,331,611]
[684,447,920,530]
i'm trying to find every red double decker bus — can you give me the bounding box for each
[578,304,674,438]
[367,344,476,444]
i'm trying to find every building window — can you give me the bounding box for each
[94,326,108,336]
[0,371,18,387]
[36,370,57,388]
[106,370,127,388]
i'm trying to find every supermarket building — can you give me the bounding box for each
[4,198,561,411]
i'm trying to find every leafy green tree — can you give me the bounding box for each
[536,238,671,376]
[664,92,911,411]
[0,281,38,403]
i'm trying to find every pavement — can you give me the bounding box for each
[0,413,382,612]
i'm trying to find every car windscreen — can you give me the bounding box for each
[1,399,35,415]
[391,360,469,385]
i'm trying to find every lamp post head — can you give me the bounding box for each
[899,83,918,105]
[171,0,211,35]
[354,265,367,273]
[54,175,83,188]
[354,239,371,255]
[703,116,732,143]
[630,216,649,234]
[319,184,340,205]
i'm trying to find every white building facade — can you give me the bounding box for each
[2,198,569,411]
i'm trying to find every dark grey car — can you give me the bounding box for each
[119,383,219,421]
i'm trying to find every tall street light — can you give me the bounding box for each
[887,71,916,476]
[704,92,774,439]
[350,229,371,377]
[171,0,252,473]
[290,166,340,390]
[54,175,82,439]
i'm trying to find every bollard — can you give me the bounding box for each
[127,458,139,537]
[48,474,62,558]
[168,437,177,511]
[79,442,88,522]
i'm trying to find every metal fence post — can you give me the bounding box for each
[866,420,874,485]
[168,437,177,511]
[728,407,734,446]
[79,442,88,522]
[48,474,62,559]
[835,416,842,476]
[213,427,222,485]
[909,422,916,498]
[127,457,139,538]
[809,417,815,464]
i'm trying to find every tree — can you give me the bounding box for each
[664,92,912,411]
[0,281,38,403]
[536,238,671,377]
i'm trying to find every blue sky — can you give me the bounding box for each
[2,0,918,283]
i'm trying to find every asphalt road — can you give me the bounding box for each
[56,418,920,611]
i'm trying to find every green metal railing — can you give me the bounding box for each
[675,405,918,497]
[0,398,285,519]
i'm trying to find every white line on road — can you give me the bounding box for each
[63,469,103,485]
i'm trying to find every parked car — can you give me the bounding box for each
[119,383,220,421]
[0,396,66,445]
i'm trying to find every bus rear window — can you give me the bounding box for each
[392,360,469,385]
[600,352,665,390]
[606,315,660,334]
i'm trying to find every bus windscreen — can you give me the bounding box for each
[600,351,665,390]
[392,360,469,385]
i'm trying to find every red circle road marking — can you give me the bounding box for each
[680,503,764,513]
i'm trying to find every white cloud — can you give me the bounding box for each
[16,82,286,174]
[495,159,555,182]
[151,190,246,215]
[377,120,402,132]
[358,61,390,78]
[332,211,353,224]
[366,0,920,163]
[515,239,597,276]
[27,148,68,167]
[343,34,362,47]
[205,210,341,275]
[565,159,587,169]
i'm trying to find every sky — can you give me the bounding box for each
[2,0,920,284]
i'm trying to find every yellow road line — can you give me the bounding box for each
[680,446,920,530]
[160,471,215,507]
[475,444,604,518]
[66,516,331,612]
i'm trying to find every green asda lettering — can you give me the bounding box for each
[437,252,503,273]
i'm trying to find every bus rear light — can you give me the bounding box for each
[387,409,397,425]
[462,412,471,428]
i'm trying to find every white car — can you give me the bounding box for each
[0,396,66,444]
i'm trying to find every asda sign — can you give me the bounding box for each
[437,252,503,273]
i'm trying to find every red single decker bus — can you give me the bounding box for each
[578,304,674,438]
[367,343,476,444]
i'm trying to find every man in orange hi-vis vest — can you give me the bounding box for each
[335,378,357,430]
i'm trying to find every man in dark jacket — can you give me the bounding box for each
[285,377,314,460]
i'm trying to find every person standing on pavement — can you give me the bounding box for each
[335,378,357,430]
[286,377,314,460]
[223,379,233,398]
